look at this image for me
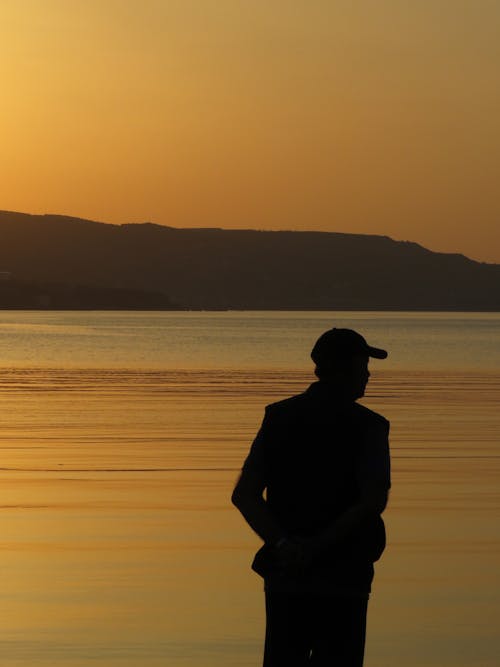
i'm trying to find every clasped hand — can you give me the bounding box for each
[272,536,324,576]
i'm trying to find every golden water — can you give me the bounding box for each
[0,365,498,666]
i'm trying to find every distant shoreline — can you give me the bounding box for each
[1,307,499,313]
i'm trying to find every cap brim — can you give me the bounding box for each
[368,346,388,359]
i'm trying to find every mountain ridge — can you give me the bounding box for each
[0,210,498,310]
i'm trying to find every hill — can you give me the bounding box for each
[0,210,499,310]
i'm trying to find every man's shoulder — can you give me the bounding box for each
[265,392,309,416]
[352,402,390,429]
[265,393,389,422]
[263,391,389,434]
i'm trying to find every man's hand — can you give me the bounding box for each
[272,537,324,576]
[273,538,305,576]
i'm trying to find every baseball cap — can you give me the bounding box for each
[311,328,388,365]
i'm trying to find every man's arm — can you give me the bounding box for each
[231,469,285,546]
[309,419,391,554]
[231,410,286,546]
[311,489,389,553]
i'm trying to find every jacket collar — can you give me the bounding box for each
[305,381,357,408]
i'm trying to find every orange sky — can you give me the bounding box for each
[1,1,499,262]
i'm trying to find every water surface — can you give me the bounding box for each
[0,311,498,666]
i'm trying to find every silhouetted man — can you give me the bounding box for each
[232,328,390,666]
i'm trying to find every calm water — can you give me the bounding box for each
[0,311,499,666]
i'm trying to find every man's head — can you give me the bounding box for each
[311,328,388,399]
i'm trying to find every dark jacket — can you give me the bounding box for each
[242,382,391,593]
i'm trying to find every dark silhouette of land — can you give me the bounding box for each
[1,209,499,310]
[0,278,177,310]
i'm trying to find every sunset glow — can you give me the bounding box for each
[1,1,499,261]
